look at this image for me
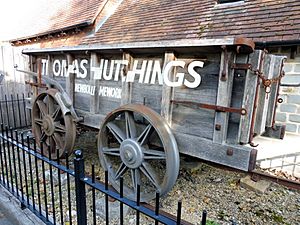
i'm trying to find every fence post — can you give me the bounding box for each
[74,150,87,225]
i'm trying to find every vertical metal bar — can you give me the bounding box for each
[1,124,8,187]
[136,184,140,225]
[22,93,28,126]
[177,201,182,225]
[105,170,109,225]
[5,126,14,192]
[33,138,42,215]
[0,125,5,185]
[16,94,22,128]
[15,130,24,201]
[74,150,87,225]
[27,135,35,209]
[0,99,4,124]
[92,164,96,225]
[201,210,207,225]
[41,143,49,221]
[57,149,64,225]
[48,145,56,225]
[21,133,29,205]
[10,128,18,196]
[155,192,160,225]
[4,95,10,127]
[10,95,16,129]
[65,152,72,225]
[120,177,123,225]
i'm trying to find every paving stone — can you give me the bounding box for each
[240,176,271,194]
[289,114,300,123]
[96,197,131,220]
[287,95,300,104]
[275,112,287,122]
[280,103,297,113]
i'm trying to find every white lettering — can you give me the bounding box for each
[127,60,147,83]
[163,61,185,87]
[185,61,203,88]
[53,60,61,76]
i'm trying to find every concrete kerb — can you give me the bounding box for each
[0,185,45,225]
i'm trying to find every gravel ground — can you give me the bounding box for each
[1,128,300,225]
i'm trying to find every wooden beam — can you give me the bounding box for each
[161,52,176,124]
[66,54,75,104]
[213,49,236,144]
[90,52,100,113]
[121,52,133,105]
[238,50,264,144]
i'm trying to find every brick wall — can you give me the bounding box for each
[270,46,300,134]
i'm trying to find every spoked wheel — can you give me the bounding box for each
[32,89,76,159]
[98,104,179,202]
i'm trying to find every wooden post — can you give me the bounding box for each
[238,50,264,144]
[265,56,285,127]
[254,54,273,135]
[121,52,133,105]
[66,54,75,103]
[90,52,100,113]
[213,49,235,144]
[161,52,176,125]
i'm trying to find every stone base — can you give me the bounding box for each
[240,175,271,194]
[262,125,286,140]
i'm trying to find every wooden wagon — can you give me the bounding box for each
[18,37,285,201]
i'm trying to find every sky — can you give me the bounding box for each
[0,0,69,42]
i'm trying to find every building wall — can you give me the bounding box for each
[269,46,300,135]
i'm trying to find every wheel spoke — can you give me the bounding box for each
[102,147,120,156]
[34,118,43,126]
[40,131,47,142]
[52,133,63,150]
[115,163,128,180]
[36,100,47,117]
[143,149,166,160]
[137,124,154,145]
[54,124,66,133]
[131,168,140,193]
[141,162,161,191]
[52,107,62,121]
[125,111,137,139]
[107,122,126,144]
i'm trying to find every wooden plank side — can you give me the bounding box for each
[175,131,254,171]
[213,50,235,144]
[266,56,285,127]
[161,52,176,124]
[238,50,264,144]
[254,54,273,135]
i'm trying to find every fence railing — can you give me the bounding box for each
[0,93,31,129]
[0,124,210,225]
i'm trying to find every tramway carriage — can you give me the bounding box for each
[18,37,286,201]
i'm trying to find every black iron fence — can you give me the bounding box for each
[0,93,31,129]
[0,124,211,225]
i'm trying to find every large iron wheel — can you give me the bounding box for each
[32,89,76,159]
[98,104,179,202]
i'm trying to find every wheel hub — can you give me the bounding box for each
[120,139,144,169]
[42,115,55,136]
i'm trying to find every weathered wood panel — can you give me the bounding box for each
[265,56,285,127]
[213,50,235,144]
[238,50,264,144]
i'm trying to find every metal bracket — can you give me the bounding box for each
[231,63,252,70]
[171,100,247,115]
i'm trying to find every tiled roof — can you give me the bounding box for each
[81,0,300,45]
[10,0,105,41]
